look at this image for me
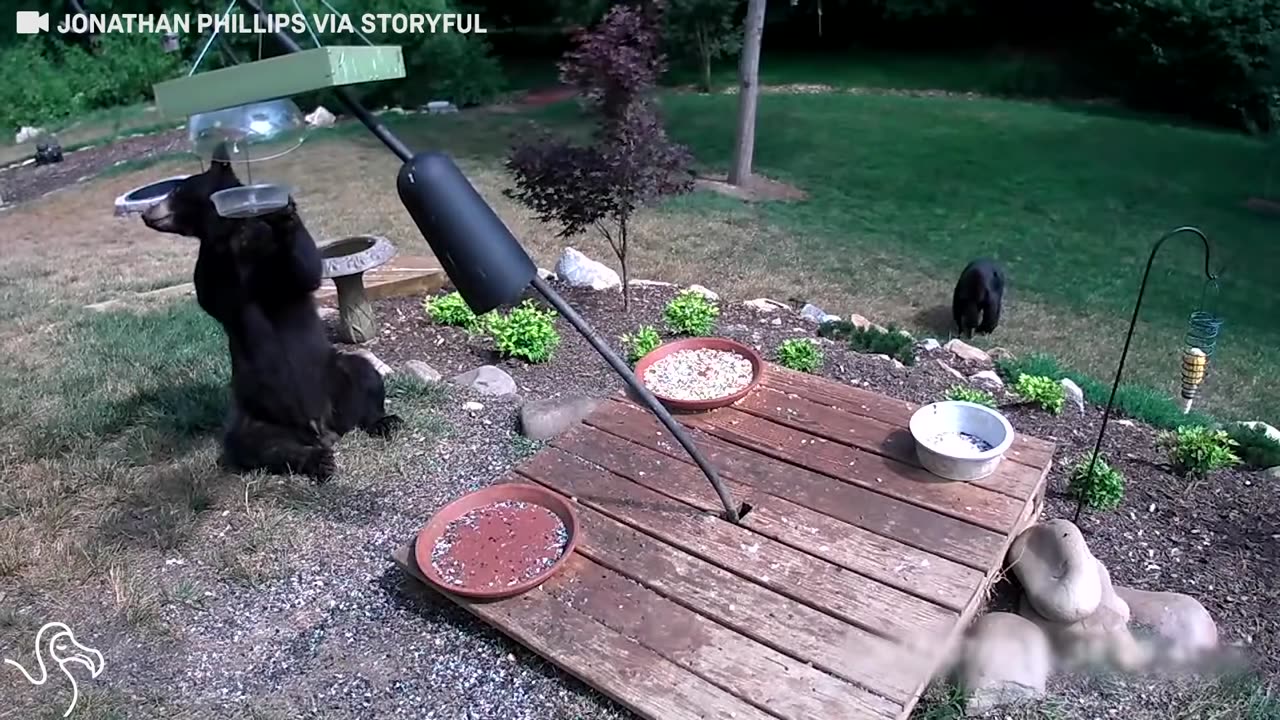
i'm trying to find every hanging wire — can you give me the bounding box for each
[289,0,324,48]
[316,0,375,46]
[188,0,239,76]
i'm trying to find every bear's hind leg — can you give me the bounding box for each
[223,406,336,482]
[332,351,404,440]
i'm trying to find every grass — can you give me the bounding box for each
[1,103,171,167]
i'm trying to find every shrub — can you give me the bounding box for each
[1068,454,1126,511]
[664,0,742,93]
[945,385,997,408]
[505,1,693,310]
[1227,423,1280,469]
[664,290,719,336]
[422,291,494,334]
[995,353,1215,429]
[1013,374,1065,415]
[776,338,823,373]
[488,300,561,363]
[620,325,662,364]
[1160,426,1243,477]
[818,321,915,366]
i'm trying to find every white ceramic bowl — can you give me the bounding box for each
[210,183,291,218]
[908,401,1015,481]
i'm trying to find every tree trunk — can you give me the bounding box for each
[697,26,712,94]
[728,0,767,187]
[618,215,631,312]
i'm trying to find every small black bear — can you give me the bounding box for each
[952,258,1005,340]
[140,149,402,482]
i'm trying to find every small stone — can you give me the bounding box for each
[1266,466,1280,480]
[945,338,991,364]
[15,126,44,144]
[404,360,442,383]
[919,338,941,351]
[1115,586,1218,663]
[450,365,517,396]
[960,612,1051,716]
[1117,419,1136,427]
[770,317,782,326]
[462,401,484,411]
[849,313,874,330]
[536,267,556,281]
[1061,378,1086,413]
[316,305,339,321]
[800,303,829,323]
[686,284,718,300]
[554,247,621,291]
[969,370,1004,390]
[937,360,966,380]
[346,348,392,377]
[304,105,336,127]
[743,298,791,313]
[1007,519,1101,623]
[520,395,602,441]
[628,279,675,288]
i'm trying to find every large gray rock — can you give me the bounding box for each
[1061,378,1086,413]
[743,298,790,313]
[945,338,991,364]
[1021,557,1145,671]
[969,370,1004,390]
[1007,520,1101,623]
[1114,585,1218,664]
[554,247,620,291]
[450,365,517,396]
[520,395,602,440]
[919,338,942,352]
[404,360,442,383]
[800,303,830,323]
[686,284,719,301]
[960,612,1052,716]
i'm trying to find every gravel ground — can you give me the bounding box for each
[6,279,1271,719]
[0,129,186,207]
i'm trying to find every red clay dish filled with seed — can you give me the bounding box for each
[414,484,580,600]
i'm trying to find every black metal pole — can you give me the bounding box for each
[1074,226,1218,523]
[240,0,743,522]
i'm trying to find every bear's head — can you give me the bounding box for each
[141,143,242,239]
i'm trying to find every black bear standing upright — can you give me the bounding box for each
[140,150,402,481]
[952,258,1005,340]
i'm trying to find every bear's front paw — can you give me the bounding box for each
[304,447,338,483]
[367,414,405,439]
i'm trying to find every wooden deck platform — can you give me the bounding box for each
[393,365,1055,720]
[313,252,446,304]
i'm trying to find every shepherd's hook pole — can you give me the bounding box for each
[242,0,742,523]
[1074,226,1217,524]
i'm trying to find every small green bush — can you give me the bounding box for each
[1068,454,1126,511]
[1013,374,1065,415]
[422,291,494,334]
[776,338,824,373]
[1160,426,1243,477]
[488,300,560,363]
[945,385,997,408]
[1227,423,1280,469]
[819,320,915,365]
[620,326,662,364]
[664,290,719,336]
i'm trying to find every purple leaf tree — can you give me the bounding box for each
[506,0,694,310]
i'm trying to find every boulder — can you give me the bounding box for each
[1114,586,1218,663]
[1007,520,1101,623]
[937,360,966,380]
[554,247,620,291]
[800,303,829,323]
[969,370,1004,390]
[304,105,336,128]
[849,313,875,330]
[743,298,791,313]
[450,365,517,396]
[919,338,942,352]
[404,360,442,383]
[944,339,991,364]
[960,612,1052,716]
[1021,558,1146,671]
[1061,378,1086,413]
[686,284,719,301]
[520,395,602,441]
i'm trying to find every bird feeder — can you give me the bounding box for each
[162,32,180,53]
[1179,301,1223,413]
[319,235,397,344]
[189,98,306,217]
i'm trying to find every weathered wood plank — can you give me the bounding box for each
[553,424,982,611]
[587,400,1005,568]
[521,482,919,702]
[516,447,958,643]
[390,543,776,720]
[735,385,1042,499]
[763,366,1056,470]
[543,554,902,720]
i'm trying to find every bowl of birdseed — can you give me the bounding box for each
[414,483,578,600]
[633,337,765,411]
[908,400,1015,481]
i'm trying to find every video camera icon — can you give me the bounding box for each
[16,10,50,34]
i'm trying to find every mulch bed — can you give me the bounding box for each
[357,278,1279,688]
[0,128,186,206]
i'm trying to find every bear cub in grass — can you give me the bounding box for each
[952,258,1005,340]
[140,148,402,482]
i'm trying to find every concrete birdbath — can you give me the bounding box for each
[319,235,397,343]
